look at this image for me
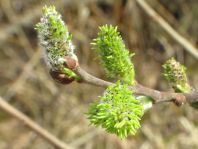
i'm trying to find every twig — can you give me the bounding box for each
[1,0,34,57]
[0,96,74,149]
[4,49,41,100]
[136,0,198,60]
[75,66,112,87]
[75,66,198,105]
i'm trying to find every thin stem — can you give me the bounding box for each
[0,96,74,149]
[136,0,198,59]
[75,66,198,105]
[75,66,113,87]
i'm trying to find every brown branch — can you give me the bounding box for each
[75,66,113,87]
[0,96,74,149]
[136,0,198,60]
[75,66,198,106]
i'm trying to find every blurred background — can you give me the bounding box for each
[0,0,197,148]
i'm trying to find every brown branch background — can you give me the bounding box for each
[0,0,197,149]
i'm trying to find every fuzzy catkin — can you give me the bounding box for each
[163,57,191,93]
[92,25,135,85]
[35,6,76,71]
[87,81,143,139]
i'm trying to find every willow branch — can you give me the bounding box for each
[75,66,198,105]
[0,96,74,149]
[136,0,198,60]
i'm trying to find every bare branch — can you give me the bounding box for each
[0,96,74,149]
[75,66,198,106]
[75,66,112,87]
[136,0,198,59]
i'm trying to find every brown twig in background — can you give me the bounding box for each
[4,49,41,100]
[136,0,198,60]
[0,96,74,149]
[75,66,198,106]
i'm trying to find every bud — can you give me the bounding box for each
[163,57,191,93]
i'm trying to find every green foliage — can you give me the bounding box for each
[87,81,143,139]
[35,5,78,80]
[92,25,135,85]
[163,57,191,93]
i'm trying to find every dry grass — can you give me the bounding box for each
[0,0,197,149]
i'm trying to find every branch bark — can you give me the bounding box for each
[75,66,198,106]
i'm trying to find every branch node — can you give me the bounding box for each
[173,95,186,106]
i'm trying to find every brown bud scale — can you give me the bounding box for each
[49,69,75,84]
[63,56,79,70]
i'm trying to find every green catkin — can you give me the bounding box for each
[35,5,78,79]
[87,81,143,139]
[162,58,198,109]
[92,25,135,85]
[163,57,191,93]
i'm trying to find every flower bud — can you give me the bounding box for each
[163,57,191,93]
